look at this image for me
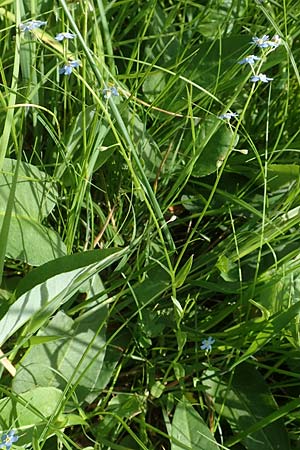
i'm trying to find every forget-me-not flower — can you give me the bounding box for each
[201,336,215,352]
[269,34,281,48]
[55,32,76,41]
[103,86,119,99]
[218,112,238,120]
[19,20,47,32]
[238,55,261,65]
[252,34,270,48]
[250,73,273,83]
[252,34,281,49]
[0,430,18,450]
[59,60,80,75]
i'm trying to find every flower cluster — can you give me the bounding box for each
[0,430,18,450]
[18,20,121,97]
[19,20,80,77]
[247,33,280,84]
[56,32,80,75]
[219,32,280,121]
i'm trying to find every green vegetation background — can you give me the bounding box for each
[0,0,300,449]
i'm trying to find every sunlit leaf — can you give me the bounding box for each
[204,364,290,450]
[0,158,66,265]
[171,397,219,450]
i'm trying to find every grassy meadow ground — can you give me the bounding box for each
[0,0,300,449]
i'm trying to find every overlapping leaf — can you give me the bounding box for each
[0,158,66,265]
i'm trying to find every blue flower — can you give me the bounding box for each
[238,55,261,65]
[55,32,76,41]
[252,34,270,48]
[252,34,281,49]
[250,73,273,83]
[102,86,119,99]
[201,336,215,351]
[59,60,80,75]
[0,430,18,450]
[269,34,281,48]
[218,112,238,120]
[19,20,47,32]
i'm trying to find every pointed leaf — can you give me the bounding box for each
[204,364,290,450]
[13,307,107,403]
[0,386,63,446]
[0,247,128,346]
[175,255,194,288]
[192,119,239,177]
[0,158,66,264]
[171,397,219,450]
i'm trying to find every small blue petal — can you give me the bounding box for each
[252,34,270,48]
[218,112,238,120]
[252,34,280,49]
[59,60,80,75]
[19,20,46,32]
[55,32,76,41]
[111,86,119,96]
[0,430,18,450]
[250,73,273,83]
[238,55,261,65]
[69,60,80,68]
[103,86,119,99]
[201,336,215,351]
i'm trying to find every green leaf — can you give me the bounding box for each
[0,158,66,265]
[258,265,300,343]
[171,397,219,450]
[232,301,300,368]
[204,364,290,450]
[0,247,128,346]
[192,119,239,177]
[143,71,166,102]
[133,263,170,307]
[56,107,112,181]
[216,254,238,282]
[124,110,161,181]
[175,255,194,288]
[3,219,67,266]
[143,36,250,112]
[13,307,107,403]
[150,380,165,399]
[143,5,181,67]
[0,386,63,445]
[96,393,143,441]
[260,164,300,191]
[196,7,230,37]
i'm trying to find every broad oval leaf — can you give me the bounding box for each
[13,308,107,403]
[204,364,290,450]
[0,386,63,445]
[192,119,239,177]
[171,397,219,450]
[0,247,128,346]
[0,158,66,265]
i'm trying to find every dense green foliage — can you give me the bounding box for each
[1,0,300,449]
